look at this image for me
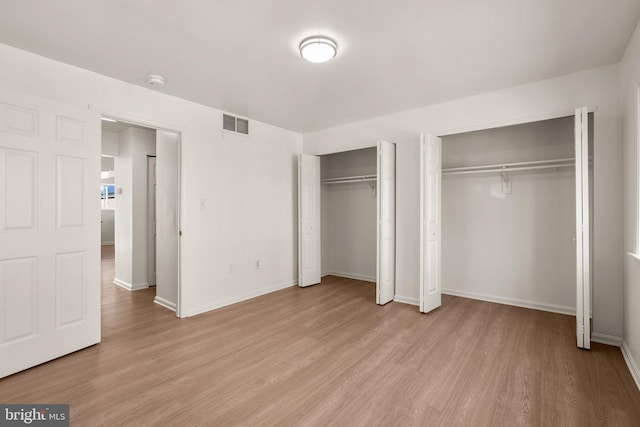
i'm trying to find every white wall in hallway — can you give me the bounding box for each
[102,130,119,157]
[101,210,115,244]
[114,126,156,289]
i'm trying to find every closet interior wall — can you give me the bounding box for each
[321,147,377,282]
[442,116,579,313]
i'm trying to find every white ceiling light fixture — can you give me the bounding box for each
[299,36,338,63]
[147,74,165,87]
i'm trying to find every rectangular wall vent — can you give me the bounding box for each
[222,113,249,135]
[223,114,236,132]
[236,118,249,135]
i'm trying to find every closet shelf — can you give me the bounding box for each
[442,158,576,176]
[321,174,377,184]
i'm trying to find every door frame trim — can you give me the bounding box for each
[90,105,185,318]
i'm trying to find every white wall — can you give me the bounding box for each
[0,43,302,317]
[132,127,156,287]
[114,126,156,289]
[441,117,576,313]
[100,147,116,245]
[304,64,623,339]
[114,129,133,287]
[101,210,115,244]
[620,19,640,386]
[101,155,114,171]
[321,148,377,281]
[102,130,119,157]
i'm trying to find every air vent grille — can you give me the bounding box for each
[236,118,249,135]
[223,114,236,132]
[222,113,249,135]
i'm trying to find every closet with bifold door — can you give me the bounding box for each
[420,107,594,349]
[298,141,396,305]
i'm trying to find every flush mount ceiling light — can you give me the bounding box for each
[299,36,338,63]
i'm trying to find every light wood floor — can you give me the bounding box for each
[1,245,639,426]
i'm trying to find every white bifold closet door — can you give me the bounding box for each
[575,106,592,350]
[298,154,321,287]
[376,140,396,305]
[0,87,101,378]
[420,133,442,313]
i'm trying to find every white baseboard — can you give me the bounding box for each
[154,296,176,312]
[393,295,420,306]
[101,241,114,245]
[442,288,575,316]
[591,333,622,347]
[621,341,640,391]
[187,281,297,317]
[113,278,149,292]
[323,271,376,283]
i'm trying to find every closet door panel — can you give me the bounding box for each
[420,133,442,313]
[376,141,395,305]
[298,154,321,287]
[575,106,591,349]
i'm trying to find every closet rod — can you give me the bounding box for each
[443,163,575,176]
[322,174,377,184]
[442,158,575,173]
[322,178,377,184]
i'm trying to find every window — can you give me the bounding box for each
[100,184,115,209]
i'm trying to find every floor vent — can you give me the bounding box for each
[223,113,249,135]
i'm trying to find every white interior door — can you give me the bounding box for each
[575,106,591,349]
[147,156,157,287]
[376,140,396,305]
[420,133,442,313]
[155,131,179,313]
[0,87,101,378]
[298,154,321,287]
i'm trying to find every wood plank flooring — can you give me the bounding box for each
[1,245,639,426]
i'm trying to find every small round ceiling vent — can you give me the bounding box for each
[147,74,165,87]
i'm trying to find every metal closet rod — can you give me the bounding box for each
[442,163,575,175]
[440,157,596,176]
[321,174,377,184]
[442,158,575,172]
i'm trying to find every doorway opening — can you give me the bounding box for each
[101,118,181,317]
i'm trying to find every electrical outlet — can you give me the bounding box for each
[255,260,261,269]
[228,263,235,274]
[200,199,207,210]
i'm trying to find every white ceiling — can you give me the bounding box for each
[1,1,639,132]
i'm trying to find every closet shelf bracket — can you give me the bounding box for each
[500,168,512,194]
[367,180,376,196]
